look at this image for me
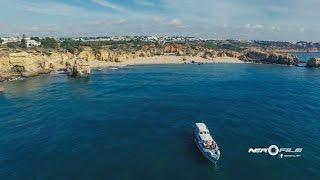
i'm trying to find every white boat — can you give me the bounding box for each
[194,123,220,163]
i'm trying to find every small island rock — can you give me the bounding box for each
[306,57,320,68]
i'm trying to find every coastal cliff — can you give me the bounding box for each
[0,45,301,81]
[0,50,73,81]
[239,50,299,65]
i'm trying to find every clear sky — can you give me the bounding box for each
[0,0,319,41]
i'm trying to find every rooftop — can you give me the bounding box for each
[195,123,208,132]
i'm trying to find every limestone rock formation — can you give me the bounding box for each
[200,51,210,59]
[0,51,51,80]
[163,44,187,54]
[67,58,91,78]
[306,57,320,68]
[240,50,298,65]
[78,47,97,61]
[225,51,241,58]
[164,44,178,53]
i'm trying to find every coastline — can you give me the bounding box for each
[0,46,302,82]
[90,55,244,68]
[0,55,244,83]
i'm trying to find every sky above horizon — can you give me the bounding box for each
[0,0,320,41]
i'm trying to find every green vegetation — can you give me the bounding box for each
[40,37,58,49]
[31,37,41,42]
[20,34,27,49]
[220,44,242,52]
[0,38,3,44]
[60,39,83,54]
[203,41,218,49]
[6,42,20,49]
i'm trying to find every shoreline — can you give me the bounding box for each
[0,55,244,83]
[89,55,244,68]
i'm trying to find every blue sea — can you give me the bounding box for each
[296,52,320,62]
[1,61,320,179]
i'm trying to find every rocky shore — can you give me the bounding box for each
[0,44,304,82]
[239,50,299,65]
[306,57,320,68]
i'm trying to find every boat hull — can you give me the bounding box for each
[194,133,220,164]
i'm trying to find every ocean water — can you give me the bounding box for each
[1,63,320,179]
[296,52,320,62]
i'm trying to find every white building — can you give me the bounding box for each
[1,36,41,47]
[111,36,125,41]
[1,37,21,44]
[26,39,41,47]
[146,36,159,42]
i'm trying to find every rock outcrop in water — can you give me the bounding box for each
[67,58,91,78]
[306,57,320,68]
[239,50,299,65]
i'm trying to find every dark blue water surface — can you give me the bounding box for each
[1,63,320,179]
[296,52,320,62]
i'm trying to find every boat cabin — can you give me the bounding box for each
[195,123,217,149]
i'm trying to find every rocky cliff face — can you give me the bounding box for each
[306,57,320,68]
[0,47,147,81]
[240,50,299,65]
[0,50,80,81]
[0,46,303,81]
[67,58,91,78]
[0,52,47,81]
[163,44,188,56]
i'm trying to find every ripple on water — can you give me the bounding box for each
[0,64,320,179]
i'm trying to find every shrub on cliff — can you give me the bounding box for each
[31,37,41,42]
[220,44,242,52]
[20,35,27,49]
[40,37,58,49]
[6,42,20,49]
[60,39,83,54]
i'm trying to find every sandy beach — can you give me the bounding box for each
[90,55,244,68]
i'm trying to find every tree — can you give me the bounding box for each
[20,34,27,49]
[60,39,82,54]
[31,37,41,42]
[41,37,58,49]
[0,38,3,44]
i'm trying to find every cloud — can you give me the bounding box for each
[22,1,104,17]
[299,27,305,33]
[169,18,184,28]
[0,22,7,28]
[153,16,166,24]
[23,25,60,33]
[91,0,129,13]
[244,24,264,29]
[2,0,320,41]
[85,19,128,26]
[271,26,281,31]
[244,24,251,29]
[134,0,155,6]
[153,17,184,28]
[253,24,264,29]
